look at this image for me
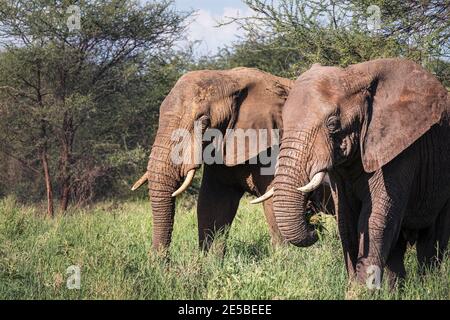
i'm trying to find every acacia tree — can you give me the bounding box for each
[0,0,190,215]
[217,0,449,80]
[0,47,58,215]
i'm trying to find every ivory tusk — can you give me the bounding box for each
[250,187,274,204]
[297,172,326,193]
[172,169,196,197]
[131,173,148,191]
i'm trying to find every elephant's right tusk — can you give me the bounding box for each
[172,169,196,197]
[131,173,148,191]
[250,187,274,204]
[297,172,326,193]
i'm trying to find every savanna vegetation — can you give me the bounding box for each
[0,0,449,299]
[0,195,448,299]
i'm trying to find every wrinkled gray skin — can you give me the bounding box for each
[272,58,450,288]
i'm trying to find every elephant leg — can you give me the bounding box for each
[337,199,360,280]
[385,234,407,290]
[417,200,450,273]
[197,165,243,253]
[330,174,360,279]
[337,193,365,299]
[262,197,284,247]
[436,201,450,262]
[353,162,415,287]
[355,191,405,287]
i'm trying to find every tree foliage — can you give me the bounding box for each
[0,0,190,213]
[213,0,449,82]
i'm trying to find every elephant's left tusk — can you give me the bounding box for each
[172,169,196,197]
[297,172,326,193]
[131,173,148,191]
[250,187,274,204]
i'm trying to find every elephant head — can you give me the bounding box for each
[132,68,292,250]
[264,58,448,247]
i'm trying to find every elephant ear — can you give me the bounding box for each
[356,59,448,172]
[223,72,292,166]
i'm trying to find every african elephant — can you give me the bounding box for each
[260,58,450,287]
[131,67,333,252]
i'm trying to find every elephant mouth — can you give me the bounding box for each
[305,199,319,216]
[304,191,332,238]
[305,198,321,225]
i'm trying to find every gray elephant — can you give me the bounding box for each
[258,58,450,288]
[132,67,334,252]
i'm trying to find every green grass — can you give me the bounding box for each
[0,195,448,300]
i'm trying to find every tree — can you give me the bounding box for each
[216,0,449,80]
[0,0,190,215]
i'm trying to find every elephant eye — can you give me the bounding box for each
[197,115,210,132]
[326,116,341,133]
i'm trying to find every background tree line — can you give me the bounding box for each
[0,0,448,216]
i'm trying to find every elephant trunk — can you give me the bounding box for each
[147,136,180,250]
[273,133,318,247]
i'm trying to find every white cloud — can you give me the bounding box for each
[185,7,253,56]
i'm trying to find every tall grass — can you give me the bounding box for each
[0,195,448,300]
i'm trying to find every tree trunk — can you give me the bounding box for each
[60,113,74,211]
[36,62,54,217]
[60,165,70,211]
[59,141,71,211]
[41,148,54,218]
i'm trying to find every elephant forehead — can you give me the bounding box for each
[195,85,216,102]
[285,86,336,120]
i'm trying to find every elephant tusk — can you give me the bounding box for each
[172,169,196,197]
[297,172,326,193]
[131,173,148,191]
[250,187,274,204]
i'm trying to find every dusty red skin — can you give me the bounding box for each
[138,67,334,252]
[273,58,450,288]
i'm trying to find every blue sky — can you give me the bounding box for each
[173,0,252,55]
[174,0,246,15]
